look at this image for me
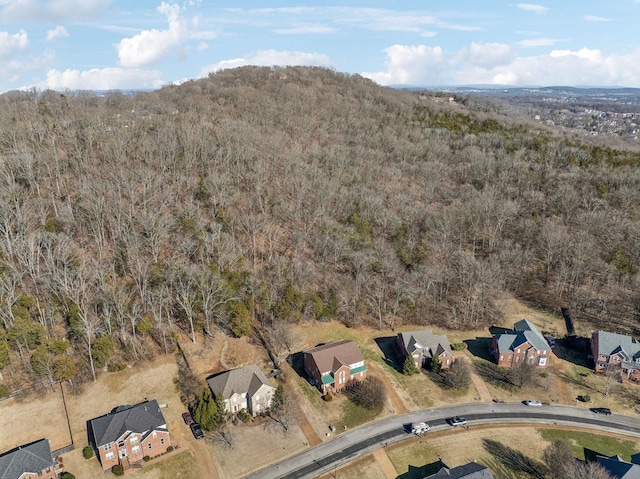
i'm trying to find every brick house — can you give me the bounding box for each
[491,319,551,368]
[88,399,171,471]
[207,364,276,416]
[303,340,367,394]
[0,438,57,479]
[591,330,640,381]
[397,329,455,370]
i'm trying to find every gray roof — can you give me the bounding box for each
[207,365,274,400]
[598,455,640,479]
[495,320,550,354]
[594,331,640,360]
[0,439,53,479]
[89,399,167,447]
[399,330,454,359]
[425,461,495,479]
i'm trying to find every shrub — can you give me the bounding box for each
[238,409,251,422]
[166,446,174,453]
[82,446,94,459]
[107,363,127,372]
[451,342,468,351]
[0,385,10,399]
[322,393,333,402]
[583,394,591,403]
[112,464,124,476]
[143,455,150,462]
[61,473,76,479]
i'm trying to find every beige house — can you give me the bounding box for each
[303,340,367,394]
[88,399,171,471]
[397,329,455,370]
[207,365,276,416]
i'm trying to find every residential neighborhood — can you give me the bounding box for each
[491,319,552,368]
[303,340,367,394]
[397,329,455,370]
[206,364,276,416]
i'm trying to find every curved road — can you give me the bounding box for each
[243,402,640,479]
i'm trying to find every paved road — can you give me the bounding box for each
[243,402,640,479]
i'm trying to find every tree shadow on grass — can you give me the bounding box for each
[482,439,547,479]
[473,360,519,392]
[373,336,403,373]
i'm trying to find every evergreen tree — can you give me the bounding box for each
[194,388,225,431]
[402,355,420,375]
[430,354,442,373]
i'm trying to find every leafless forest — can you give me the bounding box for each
[1,66,640,388]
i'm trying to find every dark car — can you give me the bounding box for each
[182,412,194,425]
[591,407,612,415]
[190,422,204,439]
[448,416,468,427]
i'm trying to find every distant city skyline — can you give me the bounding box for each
[1,0,640,93]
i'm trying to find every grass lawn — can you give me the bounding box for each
[138,451,201,479]
[539,429,640,461]
[340,400,383,429]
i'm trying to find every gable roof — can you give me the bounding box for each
[207,364,274,400]
[0,439,54,479]
[594,331,640,360]
[399,330,454,359]
[89,399,167,447]
[495,320,550,354]
[304,340,364,373]
[597,455,640,479]
[425,461,495,479]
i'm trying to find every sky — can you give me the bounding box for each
[2,0,640,93]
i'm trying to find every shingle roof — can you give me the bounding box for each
[425,461,495,479]
[89,399,167,447]
[303,340,364,374]
[597,455,640,479]
[207,364,274,400]
[594,331,640,360]
[495,320,550,354]
[399,330,454,359]
[0,438,54,479]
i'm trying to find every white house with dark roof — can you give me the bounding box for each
[207,364,276,416]
[591,330,640,380]
[88,399,171,471]
[491,319,551,368]
[397,329,455,370]
[0,439,57,479]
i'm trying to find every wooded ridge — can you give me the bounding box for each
[1,66,639,389]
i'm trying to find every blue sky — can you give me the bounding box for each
[2,0,640,92]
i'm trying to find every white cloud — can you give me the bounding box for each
[0,0,110,22]
[517,4,548,14]
[585,15,610,22]
[198,50,333,77]
[363,43,640,87]
[458,42,514,68]
[37,67,164,90]
[196,42,208,52]
[362,45,445,85]
[116,2,196,68]
[47,26,69,41]
[518,37,560,47]
[274,24,337,35]
[0,30,28,61]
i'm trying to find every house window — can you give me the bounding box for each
[148,443,153,449]
[539,357,547,366]
[515,357,519,362]
[160,438,165,445]
[104,444,112,451]
[517,349,520,353]
[130,436,138,444]
[106,452,114,461]
[152,431,157,439]
[118,441,125,448]
[339,370,346,384]
[528,356,535,363]
[132,446,140,455]
[500,355,504,361]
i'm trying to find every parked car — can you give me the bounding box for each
[448,416,467,427]
[524,400,542,407]
[591,407,612,415]
[182,412,194,425]
[190,422,204,439]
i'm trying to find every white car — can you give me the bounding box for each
[525,400,542,407]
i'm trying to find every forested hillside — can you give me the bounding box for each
[1,66,639,389]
